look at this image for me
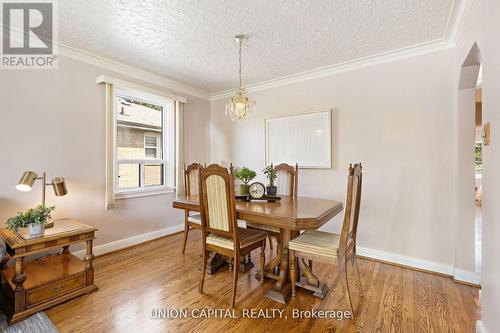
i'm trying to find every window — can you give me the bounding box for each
[115,88,175,197]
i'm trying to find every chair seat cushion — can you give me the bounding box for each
[288,230,340,258]
[187,213,201,224]
[246,222,280,234]
[206,228,267,250]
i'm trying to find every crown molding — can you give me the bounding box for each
[58,44,211,101]
[210,0,473,101]
[210,38,454,100]
[446,0,474,44]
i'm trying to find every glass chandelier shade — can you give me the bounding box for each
[225,88,255,124]
[225,34,255,124]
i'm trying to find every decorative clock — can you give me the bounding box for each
[249,182,266,199]
[236,182,281,202]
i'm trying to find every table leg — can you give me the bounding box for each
[206,253,253,275]
[12,257,26,313]
[255,229,285,281]
[299,258,318,286]
[262,229,328,302]
[256,245,281,281]
[265,228,298,304]
[296,258,329,298]
[85,239,95,285]
[237,254,254,272]
[206,252,227,275]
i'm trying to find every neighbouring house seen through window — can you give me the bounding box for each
[115,90,175,194]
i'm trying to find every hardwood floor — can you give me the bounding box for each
[46,231,480,333]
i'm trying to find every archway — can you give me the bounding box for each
[454,43,482,285]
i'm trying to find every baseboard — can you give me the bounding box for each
[357,246,481,286]
[72,224,184,259]
[357,246,454,276]
[453,269,481,286]
[476,320,487,333]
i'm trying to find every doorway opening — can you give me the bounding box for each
[455,42,482,285]
[474,67,482,273]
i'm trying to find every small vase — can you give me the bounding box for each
[266,186,277,196]
[239,184,249,195]
[29,223,45,235]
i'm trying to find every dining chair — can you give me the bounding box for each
[247,163,298,251]
[198,164,267,308]
[289,163,364,319]
[181,162,203,254]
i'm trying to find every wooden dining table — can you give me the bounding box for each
[172,195,343,303]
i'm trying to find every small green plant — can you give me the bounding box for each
[263,165,277,187]
[234,167,257,185]
[6,205,55,231]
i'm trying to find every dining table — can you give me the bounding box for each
[172,195,343,304]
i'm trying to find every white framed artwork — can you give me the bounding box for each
[265,109,332,168]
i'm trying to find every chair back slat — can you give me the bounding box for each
[274,163,299,197]
[340,164,363,252]
[184,163,202,195]
[188,171,200,195]
[199,164,239,243]
[205,175,230,231]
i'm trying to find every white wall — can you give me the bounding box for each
[0,55,210,248]
[210,49,456,267]
[455,0,500,331]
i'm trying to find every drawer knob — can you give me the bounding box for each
[52,284,65,292]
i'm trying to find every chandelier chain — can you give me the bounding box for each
[238,38,242,90]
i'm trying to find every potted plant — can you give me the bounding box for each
[6,205,55,235]
[234,167,257,195]
[263,164,277,196]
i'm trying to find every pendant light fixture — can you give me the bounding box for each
[225,34,255,124]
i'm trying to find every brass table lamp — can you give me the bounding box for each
[16,171,68,205]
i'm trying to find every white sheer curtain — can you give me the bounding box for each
[104,83,115,210]
[175,101,185,196]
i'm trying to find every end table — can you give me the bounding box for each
[0,218,98,324]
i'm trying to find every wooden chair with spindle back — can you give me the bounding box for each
[198,164,267,308]
[181,162,204,254]
[247,163,298,251]
[289,163,364,319]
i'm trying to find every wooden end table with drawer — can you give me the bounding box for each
[0,218,98,324]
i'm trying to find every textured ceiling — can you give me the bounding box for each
[59,0,454,93]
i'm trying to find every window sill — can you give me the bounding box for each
[115,187,175,200]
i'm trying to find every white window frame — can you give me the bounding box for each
[114,87,175,199]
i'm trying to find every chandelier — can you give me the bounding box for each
[225,34,255,124]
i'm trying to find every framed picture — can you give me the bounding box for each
[265,109,332,168]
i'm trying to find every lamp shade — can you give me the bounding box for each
[51,177,68,196]
[16,171,38,192]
